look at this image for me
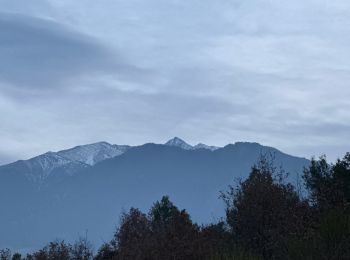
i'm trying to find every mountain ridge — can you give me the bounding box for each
[0,138,228,182]
[0,139,310,250]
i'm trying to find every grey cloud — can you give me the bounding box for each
[0,0,52,15]
[0,12,130,94]
[0,0,349,163]
[0,84,240,162]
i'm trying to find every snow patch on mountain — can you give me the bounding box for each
[165,137,193,150]
[1,138,220,184]
[57,142,130,166]
[22,152,88,183]
[165,137,220,151]
[2,142,131,183]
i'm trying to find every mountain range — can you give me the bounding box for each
[0,138,309,251]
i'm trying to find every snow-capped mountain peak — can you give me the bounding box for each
[165,137,220,151]
[165,137,193,150]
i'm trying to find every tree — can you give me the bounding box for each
[287,209,350,259]
[0,249,11,260]
[148,196,200,260]
[110,196,201,260]
[114,208,150,260]
[222,155,311,259]
[149,196,177,227]
[29,240,71,260]
[11,253,21,260]
[71,237,94,260]
[94,243,116,260]
[198,222,230,258]
[288,152,350,259]
[303,153,350,211]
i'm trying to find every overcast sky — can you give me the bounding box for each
[0,0,349,164]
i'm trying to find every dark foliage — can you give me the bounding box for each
[71,237,94,260]
[304,153,350,211]
[221,155,312,259]
[23,239,93,260]
[93,244,116,260]
[12,254,22,260]
[287,153,350,259]
[0,249,11,260]
[287,209,350,259]
[105,197,202,260]
[198,222,230,257]
[114,208,150,259]
[147,196,201,260]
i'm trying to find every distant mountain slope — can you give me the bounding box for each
[0,138,217,184]
[0,142,130,184]
[0,139,309,251]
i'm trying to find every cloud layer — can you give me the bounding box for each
[0,0,349,163]
[0,12,134,96]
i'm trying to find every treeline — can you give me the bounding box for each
[1,153,350,260]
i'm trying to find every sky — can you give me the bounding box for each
[0,0,349,164]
